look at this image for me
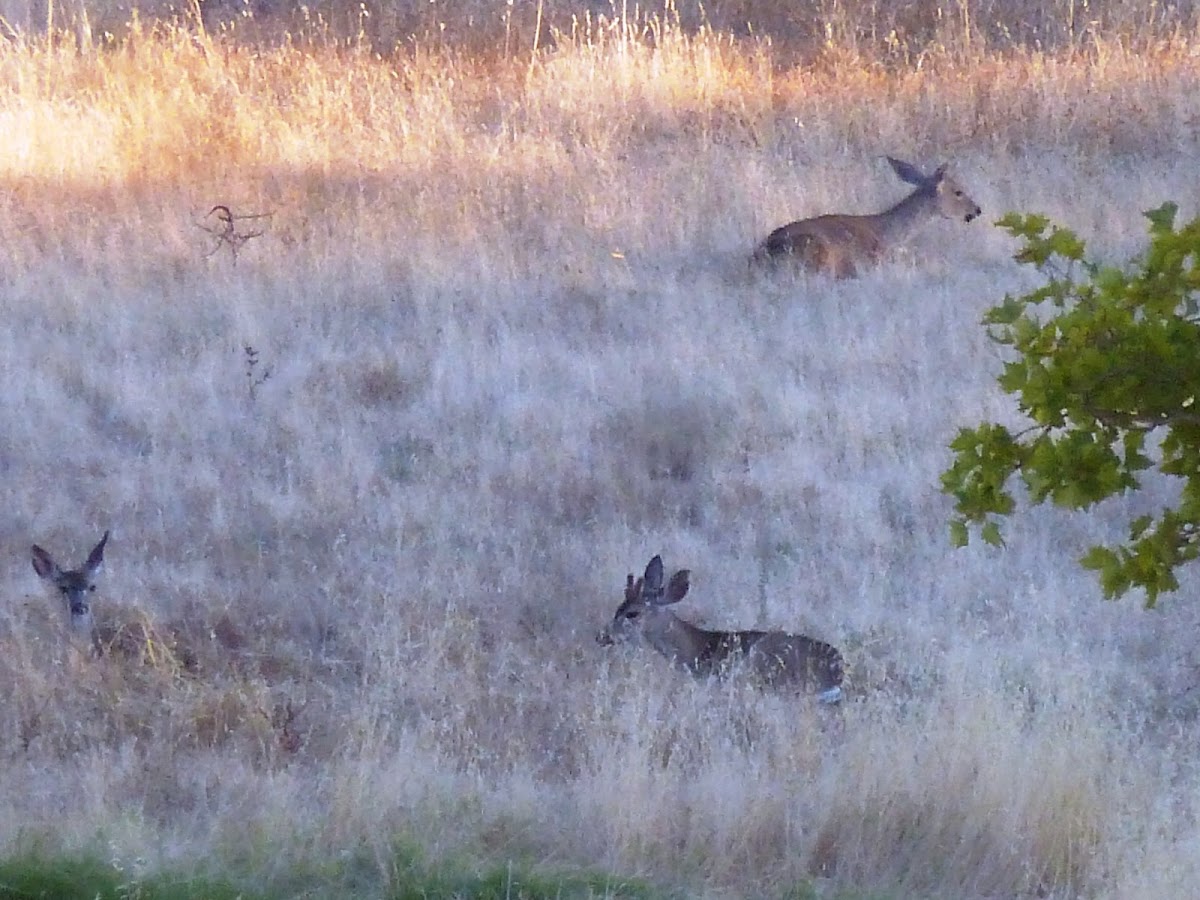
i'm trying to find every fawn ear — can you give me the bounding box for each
[643,555,665,592]
[31,545,59,581]
[886,156,927,186]
[86,531,110,574]
[665,569,690,604]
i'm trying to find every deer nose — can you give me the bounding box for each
[965,205,981,222]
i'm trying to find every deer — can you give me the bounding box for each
[31,531,110,657]
[750,156,982,278]
[597,555,845,704]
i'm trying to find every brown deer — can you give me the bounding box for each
[31,531,109,656]
[751,156,982,278]
[597,555,844,704]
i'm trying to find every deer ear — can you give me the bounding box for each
[643,555,665,591]
[31,545,58,580]
[665,569,690,604]
[932,163,948,182]
[886,156,926,186]
[86,531,110,574]
[625,573,637,602]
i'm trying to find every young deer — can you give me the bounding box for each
[751,156,982,278]
[31,531,109,656]
[597,555,845,704]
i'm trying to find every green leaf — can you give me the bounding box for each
[1043,227,1087,262]
[949,519,969,548]
[1130,515,1154,539]
[1144,202,1179,233]
[1080,545,1119,572]
[981,521,1005,548]
[985,295,1026,326]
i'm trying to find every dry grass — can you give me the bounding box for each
[2,4,1200,897]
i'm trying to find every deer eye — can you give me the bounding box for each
[88,585,97,592]
[954,189,963,197]
[624,609,641,620]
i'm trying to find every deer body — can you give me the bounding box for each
[751,157,982,278]
[598,555,844,703]
[31,531,109,656]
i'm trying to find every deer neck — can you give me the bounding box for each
[870,186,939,247]
[645,610,716,675]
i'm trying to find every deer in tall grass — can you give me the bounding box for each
[31,531,109,656]
[751,156,982,278]
[597,555,845,704]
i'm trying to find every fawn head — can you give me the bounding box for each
[31,531,109,640]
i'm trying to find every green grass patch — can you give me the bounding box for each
[0,854,248,900]
[0,846,664,900]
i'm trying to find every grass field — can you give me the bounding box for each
[2,2,1200,897]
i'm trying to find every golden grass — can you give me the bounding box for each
[2,7,1200,897]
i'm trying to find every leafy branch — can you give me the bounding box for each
[942,203,1200,605]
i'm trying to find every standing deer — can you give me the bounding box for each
[751,156,982,278]
[31,531,109,656]
[597,555,844,704]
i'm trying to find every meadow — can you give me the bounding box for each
[2,1,1200,896]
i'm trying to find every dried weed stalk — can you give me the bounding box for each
[199,204,271,264]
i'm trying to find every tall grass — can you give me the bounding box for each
[1,5,1200,897]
